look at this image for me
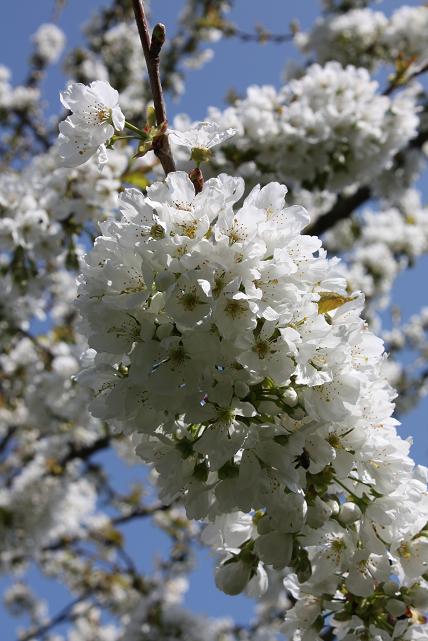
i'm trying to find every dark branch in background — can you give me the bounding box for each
[307,186,370,236]
[221,26,294,44]
[19,593,92,641]
[0,426,17,458]
[4,432,112,489]
[16,112,51,151]
[383,60,428,96]
[132,0,176,175]
[52,0,68,22]
[42,501,172,554]
[111,501,172,527]
[307,126,428,236]
[58,434,112,468]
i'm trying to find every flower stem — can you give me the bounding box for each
[124,121,146,136]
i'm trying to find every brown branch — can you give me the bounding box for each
[0,426,17,460]
[132,0,176,175]
[3,433,113,489]
[58,434,112,468]
[224,26,294,44]
[111,501,172,527]
[383,61,428,96]
[42,501,172,553]
[307,186,370,237]
[18,593,92,641]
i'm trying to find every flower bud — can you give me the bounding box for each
[215,559,251,595]
[283,387,298,407]
[383,580,399,596]
[406,584,428,609]
[306,496,333,529]
[338,502,362,525]
[255,531,293,569]
[246,563,268,597]
[234,381,250,399]
[386,599,406,617]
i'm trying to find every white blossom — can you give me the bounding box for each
[168,121,237,161]
[77,169,428,639]
[32,23,66,64]
[58,80,125,167]
[206,62,419,192]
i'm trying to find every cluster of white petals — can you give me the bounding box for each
[302,5,428,70]
[78,170,428,640]
[32,23,66,65]
[122,580,234,641]
[297,8,388,69]
[0,144,130,338]
[58,80,125,168]
[0,65,40,112]
[204,62,419,192]
[0,447,97,559]
[383,6,428,61]
[1,1,427,637]
[168,120,237,157]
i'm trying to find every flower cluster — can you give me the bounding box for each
[383,6,428,62]
[0,329,109,566]
[58,79,125,168]
[0,443,98,559]
[32,23,66,65]
[122,577,235,641]
[0,142,130,341]
[0,65,40,112]
[203,61,419,192]
[78,170,428,640]
[298,6,428,71]
[2,2,428,638]
[296,8,388,69]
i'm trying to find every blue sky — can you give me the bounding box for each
[0,0,427,638]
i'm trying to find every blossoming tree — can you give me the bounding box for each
[1,1,428,640]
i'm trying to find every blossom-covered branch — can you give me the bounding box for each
[1,1,428,640]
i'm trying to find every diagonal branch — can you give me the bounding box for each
[383,60,428,96]
[42,501,173,554]
[132,0,176,175]
[307,186,370,236]
[222,26,294,43]
[18,593,92,641]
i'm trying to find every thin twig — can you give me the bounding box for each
[111,501,172,526]
[132,0,176,175]
[18,593,91,641]
[58,434,112,468]
[224,26,294,44]
[306,186,370,236]
[41,501,172,554]
[0,426,17,459]
[383,60,428,96]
